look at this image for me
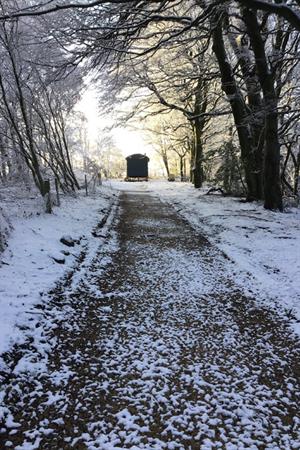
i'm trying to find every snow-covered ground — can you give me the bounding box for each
[2,183,299,450]
[0,178,299,366]
[113,180,300,334]
[0,183,117,360]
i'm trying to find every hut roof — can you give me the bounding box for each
[126,153,149,161]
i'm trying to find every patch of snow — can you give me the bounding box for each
[0,183,117,358]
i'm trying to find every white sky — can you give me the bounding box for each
[75,88,100,143]
[76,87,150,155]
[75,87,164,175]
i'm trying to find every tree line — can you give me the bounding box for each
[0,12,86,212]
[1,0,300,211]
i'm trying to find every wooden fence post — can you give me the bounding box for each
[44,179,52,214]
[55,178,60,206]
[85,174,88,196]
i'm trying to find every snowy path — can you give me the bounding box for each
[1,190,300,450]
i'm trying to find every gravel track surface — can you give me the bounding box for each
[0,190,299,450]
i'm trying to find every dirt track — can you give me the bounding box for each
[1,190,299,449]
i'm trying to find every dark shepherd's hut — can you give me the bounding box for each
[125,154,149,181]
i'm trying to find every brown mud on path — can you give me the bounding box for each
[0,189,299,450]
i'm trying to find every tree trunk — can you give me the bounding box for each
[212,18,259,201]
[243,8,283,211]
[162,153,170,178]
[0,136,7,182]
[43,180,52,214]
[293,150,300,195]
[192,77,208,189]
[225,14,264,199]
[193,118,204,188]
[190,128,195,183]
[180,156,184,181]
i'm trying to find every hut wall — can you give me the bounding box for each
[127,158,148,178]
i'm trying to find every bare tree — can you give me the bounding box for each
[1,0,300,211]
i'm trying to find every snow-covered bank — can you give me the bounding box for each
[113,180,300,333]
[0,183,118,358]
